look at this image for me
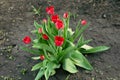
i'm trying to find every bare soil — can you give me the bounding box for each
[0,0,120,80]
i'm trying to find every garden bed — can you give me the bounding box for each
[0,0,120,80]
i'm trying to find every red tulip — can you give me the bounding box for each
[81,20,87,25]
[46,6,54,15]
[51,14,59,23]
[38,28,42,34]
[42,34,49,40]
[40,55,45,60]
[63,12,68,18]
[55,20,64,30]
[55,36,64,46]
[23,36,31,44]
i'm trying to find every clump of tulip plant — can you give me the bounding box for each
[22,6,109,80]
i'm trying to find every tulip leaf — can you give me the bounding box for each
[82,46,110,54]
[77,35,91,46]
[31,30,37,33]
[70,50,93,70]
[44,61,60,80]
[32,62,43,71]
[58,46,76,61]
[34,21,42,29]
[33,39,39,43]
[20,46,42,55]
[62,58,78,73]
[44,68,50,80]
[35,68,44,80]
[32,43,55,53]
[73,22,90,42]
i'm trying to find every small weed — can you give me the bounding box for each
[32,6,41,16]
[20,68,28,75]
[65,75,70,80]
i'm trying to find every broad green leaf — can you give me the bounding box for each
[45,61,60,80]
[35,69,44,80]
[58,46,76,62]
[62,58,78,73]
[82,46,110,54]
[51,70,56,76]
[70,50,93,70]
[34,21,42,29]
[20,46,42,55]
[32,43,55,53]
[59,40,76,61]
[44,68,50,80]
[31,62,43,71]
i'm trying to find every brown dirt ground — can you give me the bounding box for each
[0,0,120,80]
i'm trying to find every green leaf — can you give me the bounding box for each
[35,69,44,80]
[63,40,75,49]
[51,70,56,76]
[82,46,110,54]
[58,46,76,62]
[73,22,90,42]
[62,58,78,73]
[34,21,42,29]
[45,61,60,80]
[76,35,92,48]
[73,19,81,38]
[33,39,39,43]
[65,75,70,80]
[76,35,84,47]
[20,46,42,55]
[32,43,55,53]
[31,62,43,71]
[32,6,41,15]
[44,68,50,80]
[70,50,93,70]
[67,28,74,39]
[31,30,38,33]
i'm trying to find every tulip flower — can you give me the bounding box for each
[51,14,59,23]
[23,36,31,44]
[63,12,68,18]
[42,34,49,40]
[40,55,45,60]
[55,36,64,46]
[46,6,54,15]
[55,19,64,30]
[81,20,87,25]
